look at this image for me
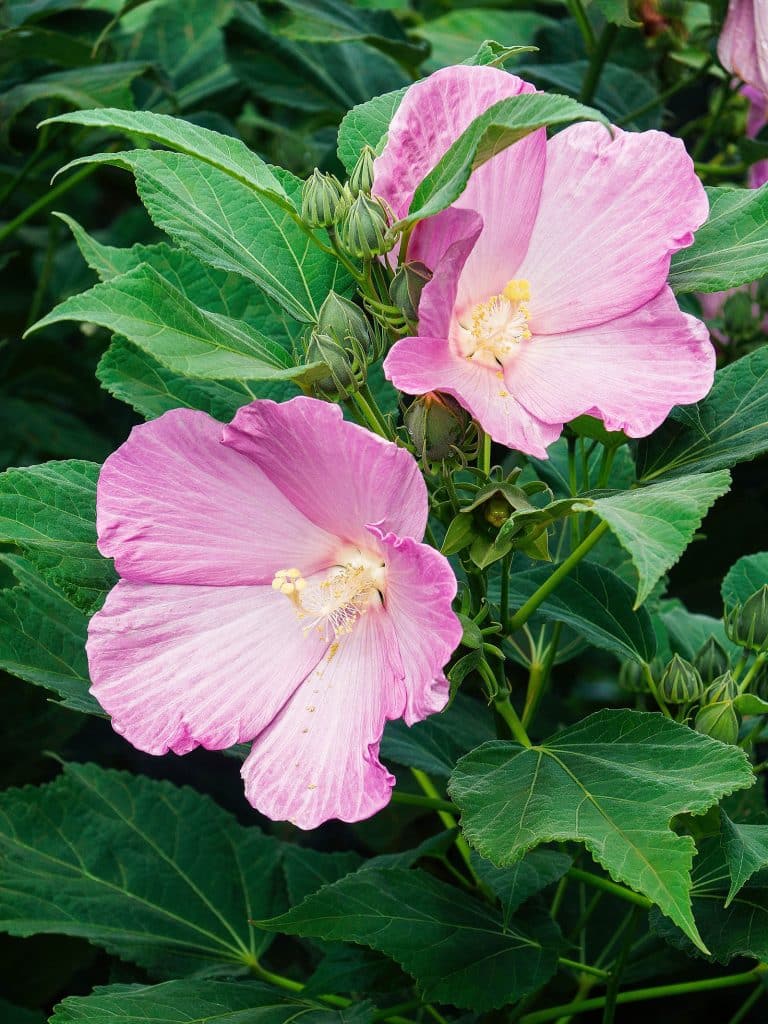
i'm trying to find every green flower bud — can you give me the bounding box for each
[693,636,730,685]
[348,146,375,197]
[404,392,469,464]
[306,331,362,400]
[301,169,344,228]
[695,700,739,745]
[338,193,393,259]
[702,671,738,706]
[619,660,649,695]
[659,654,703,705]
[317,291,373,353]
[725,585,768,651]
[389,261,432,322]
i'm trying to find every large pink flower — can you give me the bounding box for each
[719,0,768,99]
[86,397,461,829]
[375,66,715,457]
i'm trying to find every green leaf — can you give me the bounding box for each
[0,555,98,715]
[651,838,768,963]
[636,349,768,480]
[669,186,768,293]
[258,867,561,1010]
[593,0,640,27]
[503,561,657,664]
[29,264,319,383]
[46,108,292,210]
[449,708,754,952]
[722,552,768,609]
[282,846,362,906]
[659,604,740,662]
[721,810,768,907]
[337,87,406,173]
[305,947,407,999]
[472,849,572,925]
[417,10,555,72]
[0,762,286,975]
[381,693,496,778]
[397,92,609,230]
[56,151,348,322]
[49,981,372,1024]
[575,471,732,607]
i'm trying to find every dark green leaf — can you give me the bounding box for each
[337,87,406,174]
[721,809,768,906]
[722,552,768,609]
[472,848,572,924]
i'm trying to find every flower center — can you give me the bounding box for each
[272,547,386,642]
[458,279,532,368]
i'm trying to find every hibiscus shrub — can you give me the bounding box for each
[3,1,768,1022]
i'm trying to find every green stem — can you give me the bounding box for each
[738,651,767,694]
[617,59,714,127]
[480,429,492,475]
[643,662,672,718]
[580,23,618,104]
[494,694,532,747]
[509,522,610,631]
[519,966,767,1024]
[692,76,733,162]
[566,867,652,911]
[500,552,512,634]
[0,162,97,246]
[567,0,596,54]
[601,907,640,1024]
[348,387,391,440]
[249,960,348,1008]
[694,161,748,179]
[559,958,610,981]
[391,791,457,814]
[727,982,765,1024]
[411,768,480,884]
[523,623,563,729]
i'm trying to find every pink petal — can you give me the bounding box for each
[87,581,327,755]
[415,208,483,337]
[373,65,545,292]
[222,397,428,544]
[241,607,404,829]
[516,123,709,334]
[384,335,560,457]
[367,526,461,725]
[97,408,338,586]
[508,287,715,437]
[719,1,768,96]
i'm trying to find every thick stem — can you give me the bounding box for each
[565,867,652,911]
[494,694,533,747]
[580,23,618,104]
[567,0,596,54]
[508,522,610,631]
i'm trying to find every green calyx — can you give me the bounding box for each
[725,584,768,652]
[301,169,344,229]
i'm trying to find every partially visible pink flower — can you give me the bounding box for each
[375,66,715,457]
[86,397,461,830]
[718,0,768,100]
[743,83,768,189]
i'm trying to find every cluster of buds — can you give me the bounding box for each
[695,673,740,745]
[305,291,379,401]
[300,147,396,261]
[725,584,768,652]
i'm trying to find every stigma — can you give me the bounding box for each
[272,547,386,642]
[458,279,532,368]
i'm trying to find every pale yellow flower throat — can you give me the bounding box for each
[272,548,386,643]
[459,279,532,368]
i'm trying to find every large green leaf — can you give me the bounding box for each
[0,762,286,975]
[50,981,372,1024]
[449,709,753,952]
[636,349,768,481]
[472,849,572,925]
[55,151,348,322]
[47,108,292,210]
[503,561,657,664]
[669,186,768,293]
[722,552,768,609]
[29,265,319,383]
[0,555,98,715]
[720,810,768,907]
[397,92,608,229]
[337,87,406,173]
[575,471,732,607]
[659,604,740,662]
[651,838,768,963]
[258,867,561,1010]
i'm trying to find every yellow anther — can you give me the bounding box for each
[503,279,530,303]
[459,278,533,368]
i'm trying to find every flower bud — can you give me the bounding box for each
[389,261,432,321]
[404,392,469,464]
[306,331,362,400]
[619,660,649,695]
[301,169,344,228]
[726,585,768,651]
[703,672,738,706]
[338,193,393,259]
[693,636,730,685]
[317,291,373,353]
[695,700,739,745]
[348,146,375,197]
[659,654,703,705]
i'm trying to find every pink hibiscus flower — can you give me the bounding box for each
[719,0,768,99]
[375,66,715,457]
[86,397,461,829]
